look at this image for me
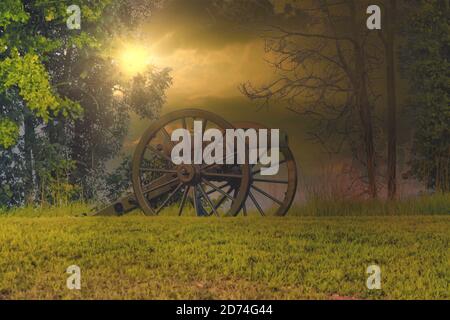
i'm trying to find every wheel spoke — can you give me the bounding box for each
[201,178,234,201]
[206,182,230,195]
[146,144,173,163]
[202,172,243,179]
[142,177,179,194]
[161,127,175,149]
[206,192,228,216]
[192,186,200,216]
[155,183,183,215]
[252,177,288,184]
[140,168,177,174]
[252,185,284,206]
[198,183,219,217]
[178,185,190,216]
[248,191,265,216]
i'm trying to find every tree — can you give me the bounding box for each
[103,155,132,201]
[0,0,107,205]
[0,0,172,207]
[402,0,450,192]
[380,0,399,200]
[377,0,412,199]
[45,44,171,201]
[44,0,171,202]
[241,0,381,198]
[0,0,106,147]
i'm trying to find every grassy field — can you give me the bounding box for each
[0,202,448,300]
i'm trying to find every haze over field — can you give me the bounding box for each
[112,1,318,174]
[114,0,418,198]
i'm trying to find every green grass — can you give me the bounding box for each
[0,205,448,299]
[292,193,450,216]
[2,193,448,218]
[0,202,93,218]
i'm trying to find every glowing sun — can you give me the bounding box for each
[119,46,151,76]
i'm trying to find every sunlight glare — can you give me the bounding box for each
[120,46,151,76]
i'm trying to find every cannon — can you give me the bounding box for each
[94,109,297,217]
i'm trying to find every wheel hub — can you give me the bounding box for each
[177,165,197,184]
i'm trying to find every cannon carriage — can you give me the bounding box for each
[94,109,297,217]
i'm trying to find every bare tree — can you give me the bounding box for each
[241,0,382,198]
[379,0,398,200]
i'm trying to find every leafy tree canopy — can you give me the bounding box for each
[0,0,112,148]
[402,0,450,191]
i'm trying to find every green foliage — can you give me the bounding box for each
[0,118,18,148]
[128,68,173,119]
[47,57,171,202]
[34,142,81,206]
[0,0,113,148]
[0,0,171,208]
[0,0,29,27]
[402,0,450,191]
[103,156,132,201]
[0,213,448,299]
[103,149,170,203]
[0,50,82,121]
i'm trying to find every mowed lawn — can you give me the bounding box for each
[0,213,448,300]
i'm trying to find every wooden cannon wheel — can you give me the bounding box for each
[93,110,297,217]
[232,121,298,216]
[131,109,251,216]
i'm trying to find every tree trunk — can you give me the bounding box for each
[385,0,398,200]
[350,0,378,198]
[356,63,378,199]
[23,112,36,204]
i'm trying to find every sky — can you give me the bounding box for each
[118,0,324,177]
[109,0,423,198]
